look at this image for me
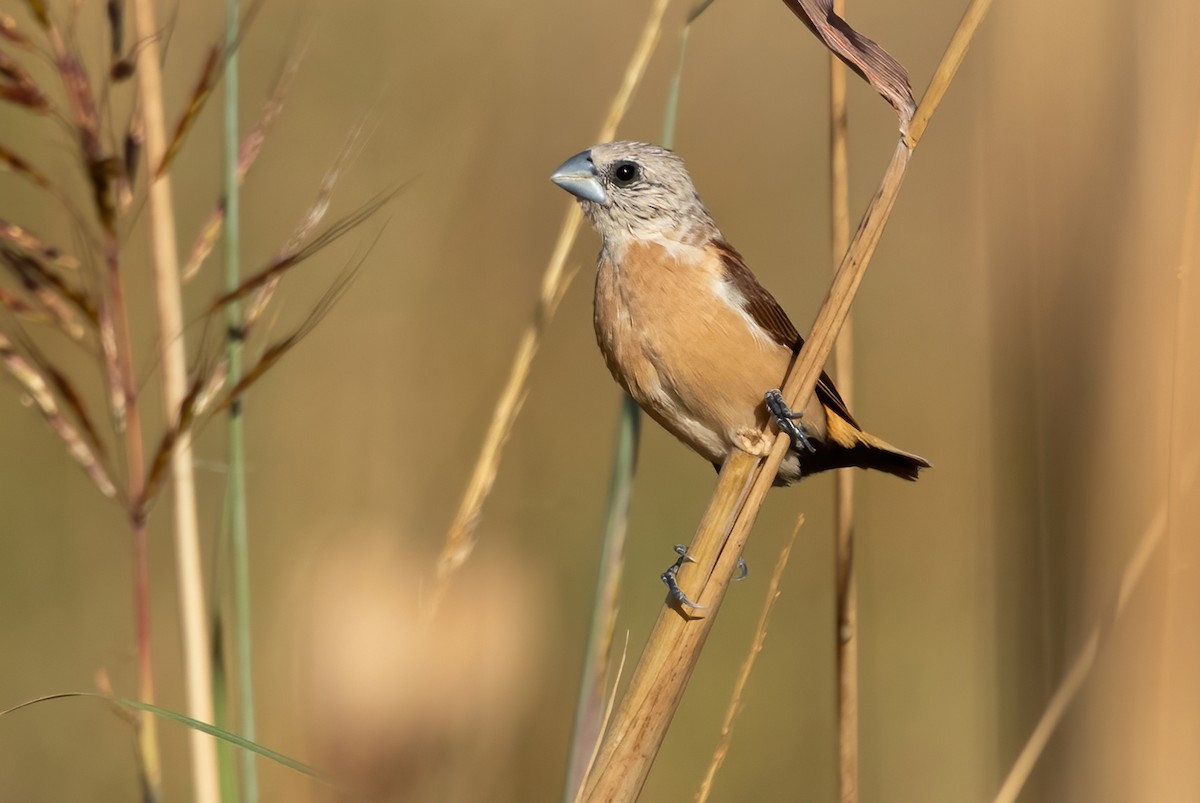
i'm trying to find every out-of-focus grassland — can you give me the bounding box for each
[0,0,1197,800]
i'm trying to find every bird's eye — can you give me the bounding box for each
[612,161,640,186]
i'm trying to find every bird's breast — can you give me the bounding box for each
[593,239,798,460]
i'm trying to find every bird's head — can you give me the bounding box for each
[550,141,717,251]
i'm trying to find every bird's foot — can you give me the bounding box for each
[661,547,748,609]
[765,389,816,453]
[661,544,706,610]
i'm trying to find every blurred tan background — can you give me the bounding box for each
[1,0,1198,800]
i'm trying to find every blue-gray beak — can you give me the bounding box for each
[550,150,607,204]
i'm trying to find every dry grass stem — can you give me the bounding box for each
[993,503,1176,803]
[1153,96,1200,790]
[572,633,631,803]
[695,518,802,803]
[579,3,991,798]
[828,2,858,798]
[428,0,674,617]
[130,0,219,798]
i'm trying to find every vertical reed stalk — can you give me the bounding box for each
[222,1,259,800]
[828,2,858,799]
[129,0,220,800]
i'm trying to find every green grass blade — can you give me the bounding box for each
[0,693,324,781]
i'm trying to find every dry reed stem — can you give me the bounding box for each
[1154,95,1200,792]
[828,2,858,799]
[579,3,992,798]
[695,517,802,803]
[572,633,631,803]
[992,502,1179,803]
[129,1,219,800]
[427,0,674,617]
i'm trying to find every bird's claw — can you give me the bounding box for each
[735,555,748,581]
[765,389,816,453]
[662,544,706,610]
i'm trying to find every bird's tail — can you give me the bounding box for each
[819,411,931,481]
[854,437,930,481]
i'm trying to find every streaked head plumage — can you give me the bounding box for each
[550,141,717,248]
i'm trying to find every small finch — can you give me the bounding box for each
[551,141,928,487]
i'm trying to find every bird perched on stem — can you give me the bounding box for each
[551,141,928,487]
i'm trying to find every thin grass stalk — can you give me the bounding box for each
[579,4,991,798]
[222,1,259,800]
[695,517,802,803]
[40,8,164,796]
[428,0,674,618]
[1155,98,1200,785]
[992,503,1177,803]
[828,2,858,799]
[129,0,220,799]
[108,233,162,801]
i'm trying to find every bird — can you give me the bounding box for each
[550,141,929,487]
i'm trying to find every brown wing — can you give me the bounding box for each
[713,239,861,430]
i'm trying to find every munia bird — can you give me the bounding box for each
[550,141,929,486]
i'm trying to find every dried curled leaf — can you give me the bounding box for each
[781,0,915,128]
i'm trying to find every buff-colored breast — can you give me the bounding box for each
[593,239,827,467]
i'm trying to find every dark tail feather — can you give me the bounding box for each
[799,441,931,481]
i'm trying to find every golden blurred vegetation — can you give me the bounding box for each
[1,0,1197,801]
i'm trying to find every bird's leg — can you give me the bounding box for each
[661,544,706,610]
[661,547,748,608]
[765,389,816,453]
